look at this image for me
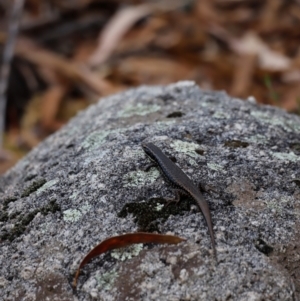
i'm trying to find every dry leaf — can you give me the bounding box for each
[88,4,153,67]
[231,32,291,71]
[73,232,185,288]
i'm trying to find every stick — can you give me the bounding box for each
[0,0,25,150]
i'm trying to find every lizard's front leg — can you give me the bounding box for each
[164,189,188,207]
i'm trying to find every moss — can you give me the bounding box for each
[24,173,37,182]
[0,199,60,242]
[40,199,61,215]
[2,196,18,210]
[8,211,21,219]
[21,178,47,198]
[118,197,191,232]
[0,211,8,222]
[22,210,39,226]
[5,209,39,241]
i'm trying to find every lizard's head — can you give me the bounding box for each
[141,142,158,161]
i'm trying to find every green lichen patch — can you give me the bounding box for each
[246,134,267,144]
[21,178,47,198]
[96,268,118,290]
[36,179,59,195]
[63,209,82,223]
[82,130,110,149]
[170,140,201,159]
[118,197,191,232]
[0,199,60,242]
[118,103,161,118]
[265,196,292,216]
[82,128,127,151]
[251,111,300,133]
[224,140,249,148]
[111,244,143,261]
[207,162,224,172]
[122,148,145,161]
[155,120,175,130]
[271,151,300,162]
[155,203,164,211]
[63,202,92,223]
[80,202,92,214]
[69,191,79,200]
[123,169,160,187]
[212,111,231,119]
[198,100,214,108]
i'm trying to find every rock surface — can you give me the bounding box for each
[0,81,300,301]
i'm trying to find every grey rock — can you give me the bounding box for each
[0,81,299,301]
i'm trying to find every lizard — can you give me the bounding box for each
[142,142,216,258]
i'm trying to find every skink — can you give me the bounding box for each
[142,142,216,257]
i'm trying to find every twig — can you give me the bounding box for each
[15,37,113,98]
[0,0,25,150]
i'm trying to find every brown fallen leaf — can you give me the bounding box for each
[73,232,185,288]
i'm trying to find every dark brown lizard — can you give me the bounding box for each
[142,142,216,257]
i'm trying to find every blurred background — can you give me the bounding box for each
[0,0,300,174]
